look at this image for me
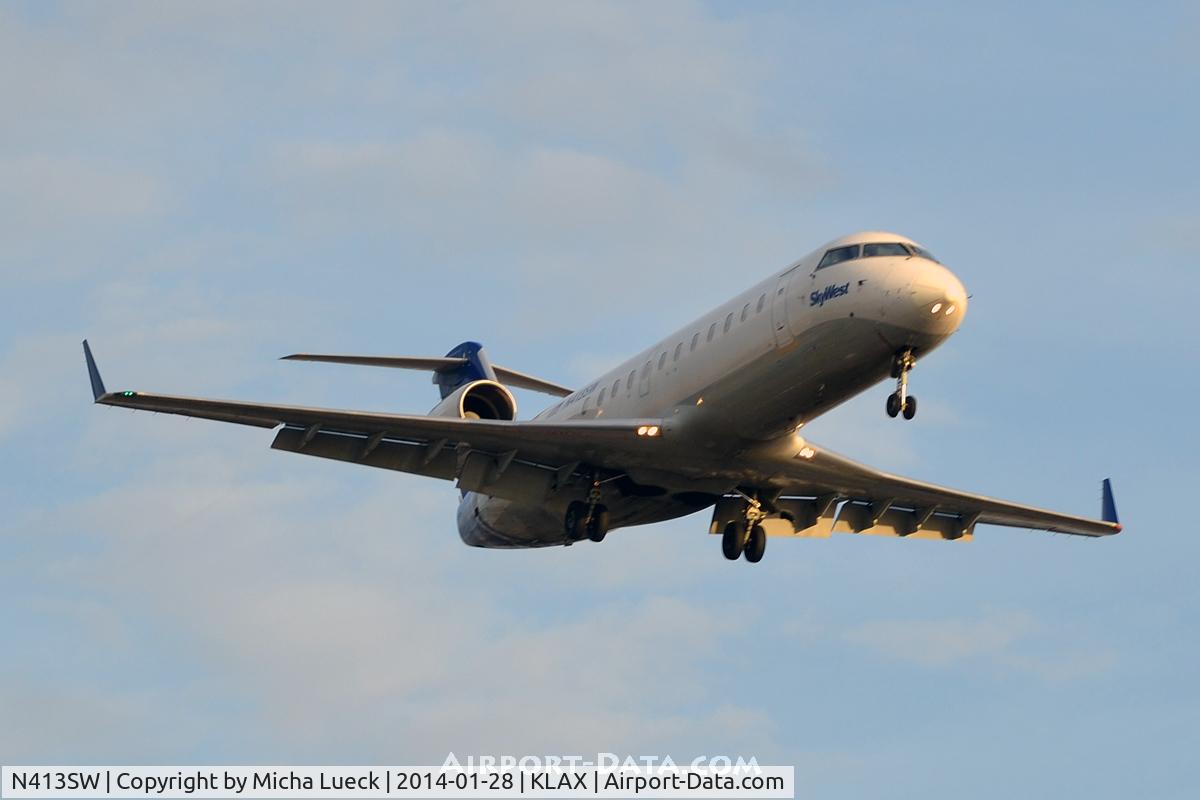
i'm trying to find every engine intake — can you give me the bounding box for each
[429,379,517,421]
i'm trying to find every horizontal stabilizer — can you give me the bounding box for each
[282,353,465,370]
[491,366,574,398]
[282,352,573,397]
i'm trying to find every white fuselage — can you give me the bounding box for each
[459,232,968,548]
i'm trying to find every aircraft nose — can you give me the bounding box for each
[896,260,968,333]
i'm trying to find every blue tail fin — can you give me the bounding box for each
[434,342,497,398]
[1101,478,1120,525]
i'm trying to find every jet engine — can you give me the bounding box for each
[429,379,517,421]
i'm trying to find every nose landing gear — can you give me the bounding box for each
[887,349,917,420]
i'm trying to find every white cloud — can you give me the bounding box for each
[0,674,237,763]
[0,155,168,280]
[0,155,164,228]
[23,442,780,759]
[0,332,91,442]
[844,610,1035,667]
[842,609,1115,680]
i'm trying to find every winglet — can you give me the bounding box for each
[82,339,107,401]
[1101,478,1121,531]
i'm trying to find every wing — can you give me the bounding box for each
[740,440,1121,539]
[85,342,659,498]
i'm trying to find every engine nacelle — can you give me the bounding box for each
[428,379,517,421]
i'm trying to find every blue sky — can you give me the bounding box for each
[2,1,1198,796]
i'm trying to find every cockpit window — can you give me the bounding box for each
[909,245,939,263]
[816,244,860,269]
[862,242,910,258]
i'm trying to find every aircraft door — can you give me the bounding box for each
[771,269,797,349]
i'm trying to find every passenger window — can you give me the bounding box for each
[707,323,716,342]
[673,342,682,361]
[817,244,860,269]
[862,242,910,258]
[598,388,606,405]
[691,332,700,351]
[627,370,635,391]
[757,294,766,313]
[612,379,620,397]
[741,303,749,322]
[724,313,733,333]
[658,352,666,370]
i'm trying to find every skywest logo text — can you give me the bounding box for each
[810,282,850,307]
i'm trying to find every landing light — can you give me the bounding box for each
[945,304,955,315]
[931,303,942,314]
[636,425,661,437]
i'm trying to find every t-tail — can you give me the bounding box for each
[280,340,574,502]
[279,341,574,404]
[434,341,497,398]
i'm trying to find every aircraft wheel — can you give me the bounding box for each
[744,524,766,563]
[886,392,902,418]
[722,520,745,560]
[587,506,609,542]
[902,396,917,420]
[564,501,588,541]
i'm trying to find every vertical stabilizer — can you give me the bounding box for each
[435,341,497,398]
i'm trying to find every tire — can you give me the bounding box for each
[886,392,901,418]
[564,502,588,541]
[744,524,766,563]
[722,520,745,560]
[902,395,917,420]
[587,506,609,542]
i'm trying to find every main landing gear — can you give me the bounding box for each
[565,476,609,543]
[721,493,767,563]
[886,349,917,420]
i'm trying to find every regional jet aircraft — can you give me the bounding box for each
[83,231,1121,562]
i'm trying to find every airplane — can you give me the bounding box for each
[82,231,1121,563]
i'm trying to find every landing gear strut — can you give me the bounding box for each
[721,492,768,563]
[565,476,609,543]
[887,349,917,420]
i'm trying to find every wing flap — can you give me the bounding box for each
[271,426,560,503]
[88,336,656,476]
[97,388,661,459]
[87,338,667,495]
[751,442,1121,538]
